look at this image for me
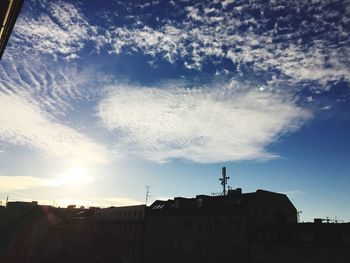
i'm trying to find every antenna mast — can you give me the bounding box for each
[297,210,302,223]
[219,167,230,196]
[145,186,151,206]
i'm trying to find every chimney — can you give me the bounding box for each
[314,218,323,224]
[228,188,242,196]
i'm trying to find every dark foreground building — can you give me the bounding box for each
[40,188,297,263]
[0,201,80,263]
[42,217,96,263]
[144,188,296,263]
[251,222,350,263]
[93,205,146,263]
[42,205,147,263]
[2,190,349,263]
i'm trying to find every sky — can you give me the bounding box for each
[0,0,349,222]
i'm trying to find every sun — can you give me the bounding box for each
[58,166,93,186]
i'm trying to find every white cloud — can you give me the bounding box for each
[2,0,344,165]
[98,82,310,163]
[32,197,142,208]
[10,0,93,58]
[97,0,350,85]
[0,93,109,163]
[0,176,50,192]
[110,25,185,63]
[0,53,111,116]
[0,193,142,208]
[9,0,349,87]
[221,0,235,8]
[0,174,90,193]
[85,197,142,207]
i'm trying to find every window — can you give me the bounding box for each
[342,234,350,243]
[295,232,315,242]
[184,219,192,229]
[214,218,220,229]
[209,242,219,253]
[197,198,203,208]
[274,210,287,223]
[197,219,203,231]
[263,231,278,240]
[235,220,242,229]
[161,219,166,228]
[195,241,201,252]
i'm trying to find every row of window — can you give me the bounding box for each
[146,240,244,254]
[92,245,141,261]
[97,223,143,240]
[148,217,243,231]
[259,231,350,243]
[95,209,144,221]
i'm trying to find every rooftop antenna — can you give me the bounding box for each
[219,167,230,196]
[5,196,9,207]
[297,210,302,223]
[145,185,151,206]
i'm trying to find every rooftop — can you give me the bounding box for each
[149,188,294,216]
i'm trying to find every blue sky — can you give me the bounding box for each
[0,0,349,222]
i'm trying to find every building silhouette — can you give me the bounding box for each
[38,188,298,263]
[1,189,350,263]
[144,188,296,263]
[251,222,350,263]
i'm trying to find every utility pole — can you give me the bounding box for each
[219,167,230,196]
[145,186,151,206]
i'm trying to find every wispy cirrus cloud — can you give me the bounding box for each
[0,93,109,163]
[100,0,350,86]
[0,52,113,164]
[98,82,310,163]
[11,0,350,88]
[0,54,108,116]
[2,0,345,165]
[10,0,93,59]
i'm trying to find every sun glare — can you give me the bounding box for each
[58,166,93,186]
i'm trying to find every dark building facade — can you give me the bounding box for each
[144,189,297,263]
[0,205,5,214]
[4,190,349,263]
[42,217,95,263]
[94,205,147,263]
[42,205,147,263]
[40,189,298,263]
[251,222,350,263]
[0,201,98,263]
[0,202,64,263]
